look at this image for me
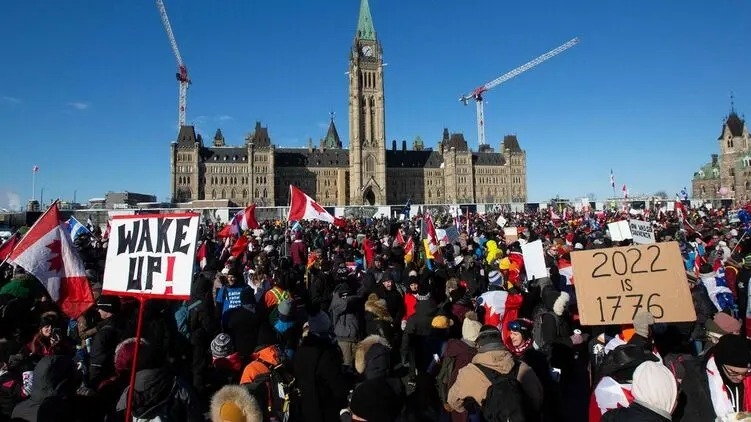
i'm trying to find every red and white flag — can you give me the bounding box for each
[287,185,344,227]
[476,290,523,348]
[102,220,111,241]
[234,204,259,231]
[9,203,94,317]
[589,376,633,419]
[196,242,207,270]
[622,184,629,199]
[0,235,18,261]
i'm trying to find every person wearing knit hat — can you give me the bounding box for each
[462,312,482,344]
[210,384,263,421]
[629,311,655,348]
[487,270,502,287]
[601,361,677,421]
[306,310,332,336]
[676,333,751,419]
[211,333,234,359]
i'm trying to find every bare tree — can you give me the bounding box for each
[654,190,668,199]
[586,192,597,201]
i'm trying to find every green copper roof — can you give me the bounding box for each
[322,118,342,149]
[356,0,376,41]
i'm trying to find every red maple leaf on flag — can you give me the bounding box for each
[46,239,63,273]
[311,201,326,214]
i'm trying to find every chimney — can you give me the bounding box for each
[392,140,397,151]
[402,140,407,151]
[307,138,314,153]
[712,154,718,166]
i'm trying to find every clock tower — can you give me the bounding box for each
[349,0,386,205]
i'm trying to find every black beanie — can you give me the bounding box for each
[475,325,504,352]
[713,334,751,368]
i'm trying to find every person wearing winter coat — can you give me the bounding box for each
[111,366,203,421]
[401,282,438,377]
[602,361,678,421]
[210,384,263,422]
[330,281,362,367]
[446,325,543,418]
[674,334,751,422]
[343,335,406,422]
[441,312,481,422]
[11,355,83,422]
[87,295,124,388]
[364,294,396,347]
[188,273,216,394]
[293,311,351,422]
[223,288,262,363]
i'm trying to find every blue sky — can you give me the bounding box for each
[1,0,750,209]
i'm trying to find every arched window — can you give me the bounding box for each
[365,155,375,173]
[263,188,267,198]
[255,188,260,198]
[211,189,217,199]
[242,189,248,199]
[231,189,236,198]
[221,189,226,199]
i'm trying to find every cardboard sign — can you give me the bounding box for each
[627,220,655,245]
[504,227,518,244]
[571,242,696,325]
[103,213,199,299]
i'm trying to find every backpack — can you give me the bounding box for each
[532,309,558,354]
[174,300,202,339]
[475,361,527,422]
[242,346,297,422]
[436,355,455,403]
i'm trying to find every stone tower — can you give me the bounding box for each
[348,0,387,205]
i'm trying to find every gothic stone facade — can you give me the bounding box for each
[692,110,751,201]
[170,0,527,207]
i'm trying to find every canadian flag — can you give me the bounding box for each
[287,185,345,227]
[217,204,259,238]
[588,377,634,421]
[9,203,94,317]
[476,290,523,348]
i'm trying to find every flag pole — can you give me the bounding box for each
[32,168,36,202]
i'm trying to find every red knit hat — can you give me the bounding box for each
[114,338,149,374]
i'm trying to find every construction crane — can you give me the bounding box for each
[156,0,191,129]
[460,37,579,147]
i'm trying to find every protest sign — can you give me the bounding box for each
[627,220,655,244]
[103,213,199,299]
[571,241,695,325]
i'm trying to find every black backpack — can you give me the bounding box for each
[475,361,527,422]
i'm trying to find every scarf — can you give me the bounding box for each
[510,338,532,357]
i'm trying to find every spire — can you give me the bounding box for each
[322,114,342,149]
[731,91,736,114]
[356,0,376,41]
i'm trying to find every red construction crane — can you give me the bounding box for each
[460,37,579,147]
[156,0,191,129]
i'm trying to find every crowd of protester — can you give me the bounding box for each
[0,204,750,421]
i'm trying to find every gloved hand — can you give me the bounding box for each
[570,333,584,345]
[401,319,407,330]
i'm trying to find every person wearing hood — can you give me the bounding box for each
[11,355,82,422]
[111,344,203,421]
[330,279,363,368]
[187,272,217,394]
[447,325,543,419]
[210,385,263,422]
[401,281,438,378]
[294,311,351,422]
[602,361,678,421]
[342,335,406,421]
[675,334,751,421]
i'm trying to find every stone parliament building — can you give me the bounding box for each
[170,0,527,207]
[692,104,751,202]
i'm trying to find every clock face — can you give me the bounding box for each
[362,46,373,57]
